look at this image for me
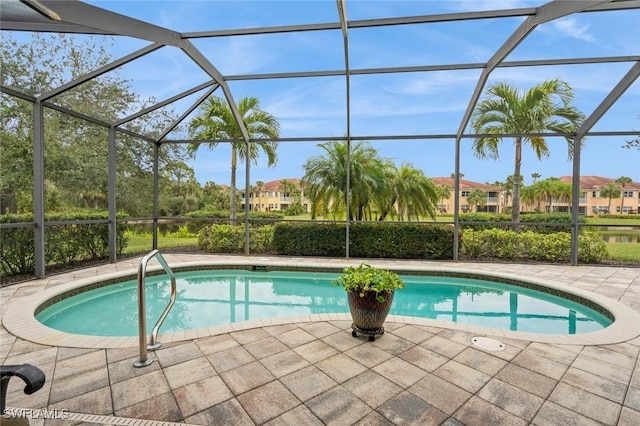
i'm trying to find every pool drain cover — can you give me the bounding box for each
[471,336,505,351]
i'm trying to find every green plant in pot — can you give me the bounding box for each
[333,263,405,341]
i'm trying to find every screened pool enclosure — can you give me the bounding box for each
[1,0,639,278]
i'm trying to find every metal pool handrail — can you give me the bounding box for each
[133,250,176,368]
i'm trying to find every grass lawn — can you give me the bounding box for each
[123,235,198,255]
[585,217,640,226]
[605,243,640,263]
[121,218,639,264]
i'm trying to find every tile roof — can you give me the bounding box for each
[558,175,640,190]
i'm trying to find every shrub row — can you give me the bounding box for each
[459,212,585,233]
[198,224,275,254]
[198,222,456,260]
[178,209,284,233]
[0,211,128,276]
[460,228,607,263]
[185,209,284,220]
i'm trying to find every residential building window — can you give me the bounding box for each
[623,191,634,198]
[592,191,599,198]
[579,192,587,203]
[596,206,609,213]
[461,191,470,197]
[461,205,471,212]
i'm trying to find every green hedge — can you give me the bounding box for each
[0,211,128,277]
[272,223,455,259]
[198,224,275,254]
[459,212,586,233]
[272,223,346,257]
[182,209,284,233]
[186,209,284,220]
[460,228,607,263]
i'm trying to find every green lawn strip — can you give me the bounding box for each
[123,235,198,255]
[604,243,640,263]
[122,232,638,263]
[585,217,640,226]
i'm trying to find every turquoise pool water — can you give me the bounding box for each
[36,269,612,336]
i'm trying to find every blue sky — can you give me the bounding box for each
[48,1,640,185]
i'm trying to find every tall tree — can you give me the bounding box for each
[202,181,230,210]
[0,33,184,217]
[378,163,438,221]
[470,79,585,224]
[531,173,541,183]
[436,184,451,213]
[188,96,280,220]
[615,176,632,213]
[302,141,389,220]
[254,180,264,211]
[600,183,621,214]
[467,188,487,213]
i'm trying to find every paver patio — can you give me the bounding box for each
[1,255,639,425]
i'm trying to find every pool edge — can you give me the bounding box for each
[3,259,640,349]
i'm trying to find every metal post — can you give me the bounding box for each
[33,100,45,278]
[570,133,583,265]
[244,140,251,255]
[152,142,160,250]
[108,126,117,262]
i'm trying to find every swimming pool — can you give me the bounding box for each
[36,269,613,336]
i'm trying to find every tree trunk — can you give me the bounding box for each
[230,144,237,221]
[512,138,522,225]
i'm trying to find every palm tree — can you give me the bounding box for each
[436,184,451,213]
[615,176,632,214]
[302,141,389,220]
[531,173,541,183]
[378,163,439,221]
[550,179,572,212]
[254,180,264,211]
[467,188,487,213]
[470,79,585,224]
[187,96,280,220]
[600,183,621,214]
[520,184,537,212]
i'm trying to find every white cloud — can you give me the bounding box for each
[549,17,594,42]
[451,0,542,13]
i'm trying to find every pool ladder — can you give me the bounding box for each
[133,250,176,368]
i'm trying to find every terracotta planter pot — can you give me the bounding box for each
[347,290,395,332]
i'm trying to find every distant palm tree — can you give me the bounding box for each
[471,79,585,224]
[378,163,438,221]
[520,184,538,212]
[187,96,280,220]
[467,188,487,212]
[302,141,389,220]
[255,180,264,211]
[615,176,632,213]
[600,183,621,214]
[531,173,541,183]
[533,178,571,212]
[436,184,451,213]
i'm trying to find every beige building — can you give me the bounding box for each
[557,176,640,215]
[431,177,503,214]
[240,178,309,213]
[239,175,640,217]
